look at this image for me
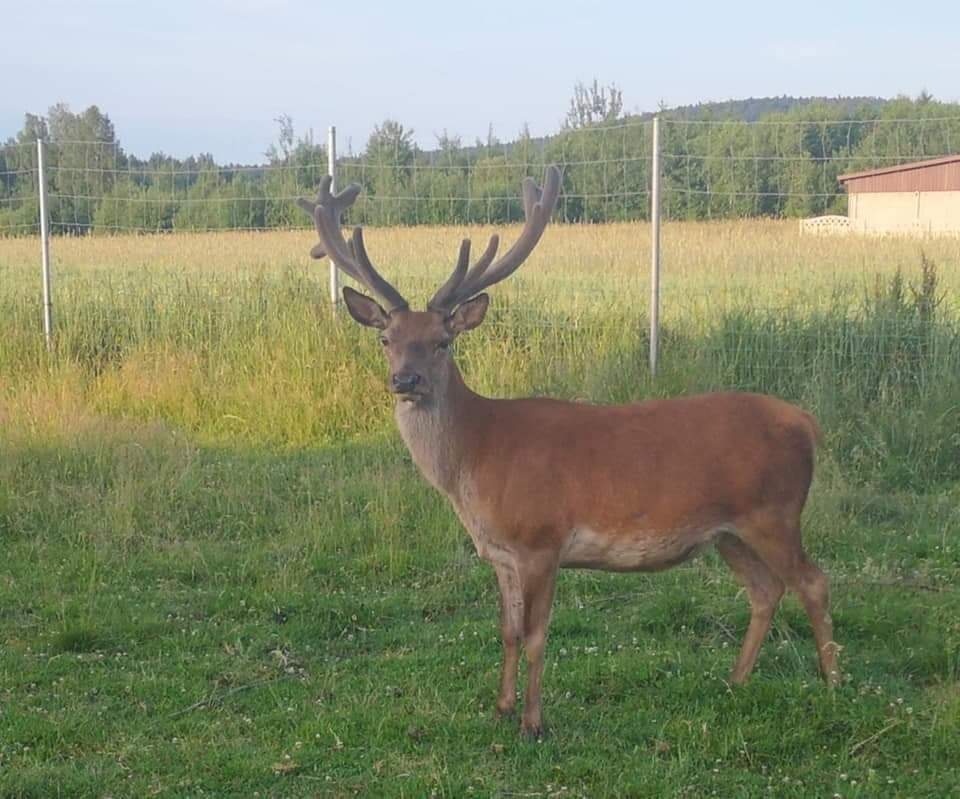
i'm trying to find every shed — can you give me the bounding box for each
[837,155,960,235]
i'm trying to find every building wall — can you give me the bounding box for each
[847,191,960,234]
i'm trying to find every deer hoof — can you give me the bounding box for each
[520,720,546,740]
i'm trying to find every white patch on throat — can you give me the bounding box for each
[394,400,461,495]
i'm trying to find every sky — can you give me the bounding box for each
[4,0,960,164]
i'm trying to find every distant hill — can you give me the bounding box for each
[653,95,890,122]
[428,96,892,162]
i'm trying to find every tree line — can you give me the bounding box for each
[2,95,959,234]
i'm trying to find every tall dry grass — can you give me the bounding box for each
[1,220,959,487]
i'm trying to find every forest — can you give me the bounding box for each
[2,94,959,233]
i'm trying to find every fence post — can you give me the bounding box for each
[649,116,661,377]
[327,125,339,310]
[37,138,53,351]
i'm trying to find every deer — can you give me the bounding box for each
[298,166,840,738]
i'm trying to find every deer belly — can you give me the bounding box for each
[560,526,719,572]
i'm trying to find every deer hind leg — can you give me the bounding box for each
[493,563,523,718]
[716,532,785,684]
[791,555,840,686]
[518,553,559,739]
[736,515,841,686]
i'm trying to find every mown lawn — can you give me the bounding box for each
[2,434,958,797]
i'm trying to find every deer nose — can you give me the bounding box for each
[391,372,423,394]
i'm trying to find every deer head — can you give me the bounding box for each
[299,167,561,404]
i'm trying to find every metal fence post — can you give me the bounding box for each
[649,116,661,377]
[37,138,53,350]
[327,125,339,310]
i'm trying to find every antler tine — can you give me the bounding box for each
[312,201,364,284]
[298,177,362,254]
[296,196,318,216]
[298,177,408,311]
[350,227,409,311]
[521,175,541,218]
[429,166,561,312]
[297,194,328,261]
[427,239,471,311]
[461,235,500,286]
[428,236,500,311]
[466,166,560,291]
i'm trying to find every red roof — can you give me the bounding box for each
[838,154,960,184]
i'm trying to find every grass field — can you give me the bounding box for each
[2,221,960,797]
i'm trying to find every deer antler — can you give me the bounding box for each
[428,166,561,312]
[298,177,408,312]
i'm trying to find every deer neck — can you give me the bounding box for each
[394,361,479,498]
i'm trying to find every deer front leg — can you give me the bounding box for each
[493,563,523,718]
[519,554,559,738]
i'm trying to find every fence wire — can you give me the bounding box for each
[2,115,959,401]
[0,141,40,236]
[4,114,960,236]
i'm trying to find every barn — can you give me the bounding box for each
[838,154,960,235]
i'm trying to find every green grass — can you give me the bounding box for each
[2,224,960,796]
[2,438,958,796]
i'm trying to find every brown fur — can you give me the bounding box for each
[341,304,840,738]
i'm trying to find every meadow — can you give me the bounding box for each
[1,221,959,797]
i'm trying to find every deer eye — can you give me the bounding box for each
[379,336,389,346]
[437,340,450,351]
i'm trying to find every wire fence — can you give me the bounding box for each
[0,127,650,234]
[0,141,40,236]
[5,114,960,234]
[2,115,960,395]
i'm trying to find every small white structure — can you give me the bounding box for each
[799,215,851,236]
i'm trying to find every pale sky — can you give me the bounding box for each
[4,0,959,163]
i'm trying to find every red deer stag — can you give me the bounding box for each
[299,167,840,737]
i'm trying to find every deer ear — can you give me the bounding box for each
[446,294,489,335]
[343,286,390,329]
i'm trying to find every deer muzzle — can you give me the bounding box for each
[391,371,424,399]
